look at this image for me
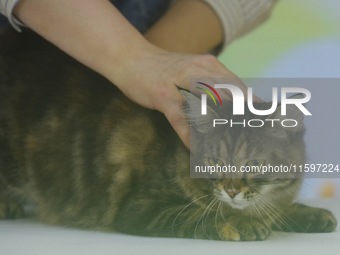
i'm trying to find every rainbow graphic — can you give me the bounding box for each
[196,82,223,106]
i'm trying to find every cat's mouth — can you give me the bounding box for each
[227,199,249,210]
[216,190,249,210]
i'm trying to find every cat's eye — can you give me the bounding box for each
[245,159,266,167]
[207,158,224,166]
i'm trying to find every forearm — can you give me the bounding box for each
[145,0,223,54]
[145,0,278,55]
[14,0,149,85]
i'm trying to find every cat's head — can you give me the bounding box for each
[181,90,306,211]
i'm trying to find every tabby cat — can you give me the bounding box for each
[0,28,337,241]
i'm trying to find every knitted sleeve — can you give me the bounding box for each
[0,0,22,31]
[202,0,278,51]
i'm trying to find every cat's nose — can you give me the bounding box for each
[226,189,239,199]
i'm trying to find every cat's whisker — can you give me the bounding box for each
[171,194,210,237]
[257,195,296,232]
[218,202,240,233]
[202,197,219,239]
[255,198,287,232]
[202,197,219,238]
[275,181,301,194]
[260,197,305,232]
[193,196,217,239]
[261,201,296,232]
[254,199,278,228]
[214,201,224,240]
[250,200,272,231]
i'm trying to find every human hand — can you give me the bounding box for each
[110,44,249,149]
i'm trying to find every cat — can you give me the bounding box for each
[0,28,337,241]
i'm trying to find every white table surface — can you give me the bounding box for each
[1,198,339,255]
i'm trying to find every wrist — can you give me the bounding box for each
[104,40,163,90]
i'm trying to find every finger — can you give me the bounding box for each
[165,106,190,149]
[153,87,190,149]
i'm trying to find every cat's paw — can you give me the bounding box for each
[0,201,25,219]
[294,208,337,233]
[219,219,271,241]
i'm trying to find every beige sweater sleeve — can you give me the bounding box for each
[1,0,278,49]
[0,0,22,30]
[202,0,278,50]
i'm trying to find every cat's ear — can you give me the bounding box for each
[180,90,219,133]
[270,94,305,134]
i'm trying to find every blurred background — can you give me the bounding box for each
[219,0,340,199]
